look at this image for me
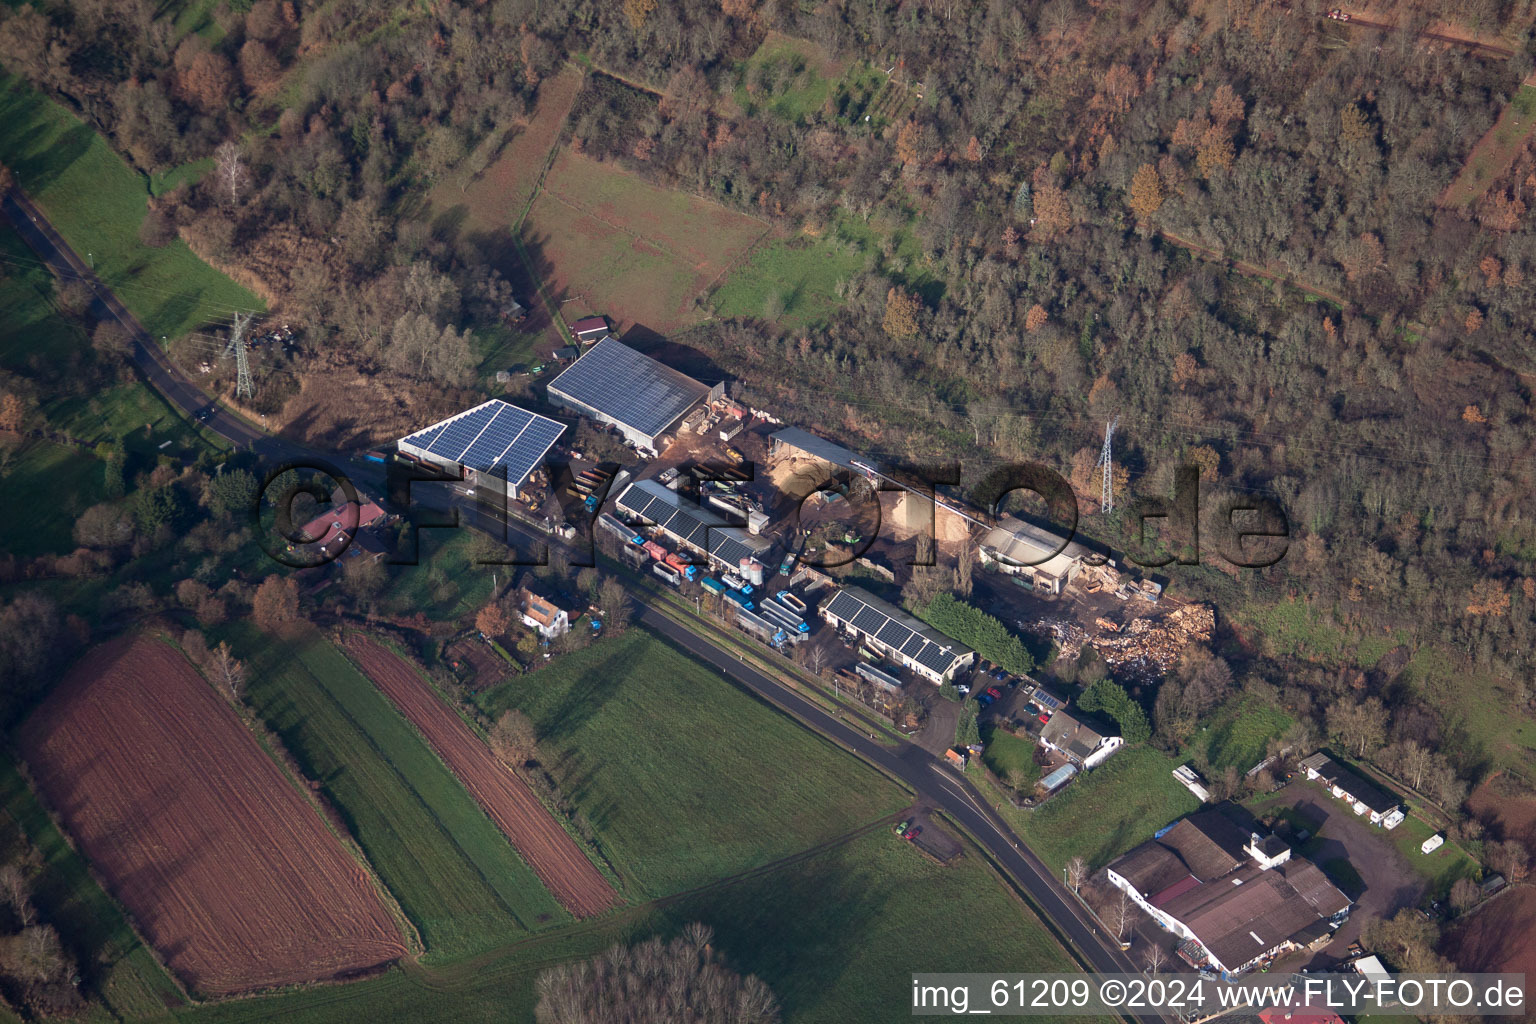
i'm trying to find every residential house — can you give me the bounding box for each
[517,590,570,639]
[1039,710,1123,768]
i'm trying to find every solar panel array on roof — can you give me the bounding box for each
[399,400,566,490]
[547,337,709,443]
[615,480,767,566]
[821,587,972,677]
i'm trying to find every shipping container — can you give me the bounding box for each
[664,553,698,580]
[642,540,669,562]
[653,562,682,586]
[722,589,754,611]
[700,577,726,596]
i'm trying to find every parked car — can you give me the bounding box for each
[893,819,911,837]
[1037,712,1050,724]
[956,684,970,696]
[904,826,922,842]
[986,686,1003,700]
[991,667,1008,681]
[976,693,995,707]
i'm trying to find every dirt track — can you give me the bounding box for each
[341,635,618,918]
[19,635,407,996]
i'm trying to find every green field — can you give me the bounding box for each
[1385,811,1481,899]
[1009,746,1201,872]
[710,210,943,328]
[0,75,262,340]
[232,627,568,959]
[735,34,845,122]
[1185,694,1293,773]
[0,760,185,1021]
[169,828,1093,1024]
[375,530,500,622]
[1401,646,1536,774]
[474,627,908,898]
[981,723,1041,787]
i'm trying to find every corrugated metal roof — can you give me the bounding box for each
[770,426,877,473]
[398,400,565,491]
[547,337,709,442]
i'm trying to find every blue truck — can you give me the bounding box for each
[722,589,754,612]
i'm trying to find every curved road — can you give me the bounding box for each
[4,186,1161,1021]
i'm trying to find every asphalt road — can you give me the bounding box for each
[5,186,1162,1021]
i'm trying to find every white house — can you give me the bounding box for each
[1039,711,1123,768]
[517,591,569,639]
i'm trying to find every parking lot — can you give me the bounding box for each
[1249,778,1426,968]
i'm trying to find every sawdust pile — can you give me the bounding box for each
[882,491,973,544]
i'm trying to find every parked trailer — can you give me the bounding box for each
[653,562,682,586]
[776,591,808,614]
[597,514,642,544]
[664,553,699,580]
[362,450,388,464]
[721,573,753,594]
[760,602,810,635]
[722,589,754,612]
[700,577,726,596]
[642,540,669,562]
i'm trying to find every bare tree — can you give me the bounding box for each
[213,140,249,207]
[1065,855,1087,893]
[0,862,35,927]
[1113,888,1133,943]
[212,641,245,700]
[1142,941,1167,974]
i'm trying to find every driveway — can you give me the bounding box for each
[1266,780,1425,968]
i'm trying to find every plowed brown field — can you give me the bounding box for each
[340,635,617,917]
[18,635,408,996]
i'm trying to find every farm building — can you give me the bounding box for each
[978,516,1100,595]
[1297,753,1404,828]
[770,427,881,480]
[517,590,569,639]
[1105,805,1350,979]
[570,316,611,343]
[397,400,565,502]
[614,478,771,573]
[819,586,974,684]
[546,337,718,455]
[1038,711,1122,768]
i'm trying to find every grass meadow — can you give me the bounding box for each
[231,626,568,959]
[474,627,908,899]
[0,75,261,340]
[169,828,1098,1024]
[1008,745,1201,872]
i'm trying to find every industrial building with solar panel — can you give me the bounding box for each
[545,337,722,456]
[396,400,567,503]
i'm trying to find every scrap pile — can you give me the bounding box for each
[1091,604,1215,677]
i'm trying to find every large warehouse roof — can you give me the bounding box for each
[615,478,768,567]
[398,400,565,489]
[547,337,709,443]
[822,587,972,678]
